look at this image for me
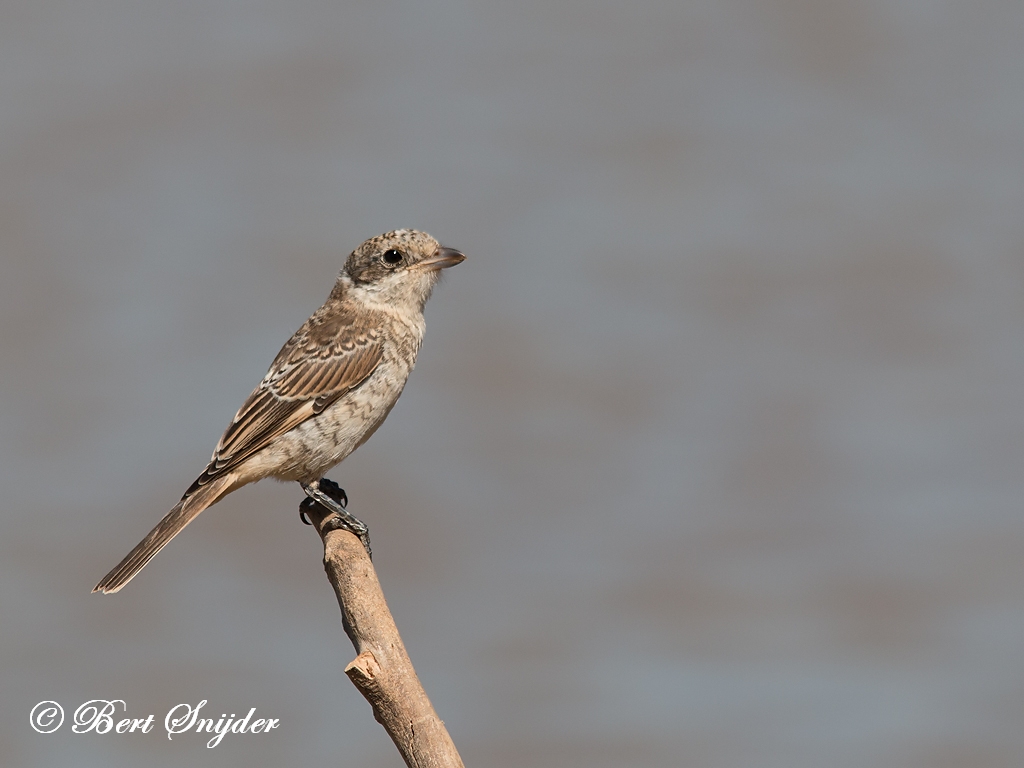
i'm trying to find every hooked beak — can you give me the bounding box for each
[415,246,466,271]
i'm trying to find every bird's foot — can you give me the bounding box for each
[299,480,347,524]
[300,478,371,559]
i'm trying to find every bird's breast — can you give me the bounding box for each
[266,341,419,483]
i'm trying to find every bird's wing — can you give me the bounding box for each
[187,311,383,493]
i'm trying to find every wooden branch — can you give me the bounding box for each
[300,489,465,768]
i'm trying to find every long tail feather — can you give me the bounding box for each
[93,474,236,594]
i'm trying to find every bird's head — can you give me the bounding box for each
[340,229,465,311]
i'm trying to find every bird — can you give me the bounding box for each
[93,229,465,593]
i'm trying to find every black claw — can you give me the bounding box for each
[318,478,348,508]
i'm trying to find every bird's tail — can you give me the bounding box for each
[92,473,236,594]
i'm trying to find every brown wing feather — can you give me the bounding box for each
[187,305,383,493]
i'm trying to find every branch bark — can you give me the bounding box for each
[300,490,465,768]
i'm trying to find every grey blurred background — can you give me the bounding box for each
[2,1,1023,766]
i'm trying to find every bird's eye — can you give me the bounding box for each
[382,249,403,265]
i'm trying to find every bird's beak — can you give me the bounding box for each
[415,247,466,271]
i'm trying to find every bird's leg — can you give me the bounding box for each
[300,478,371,559]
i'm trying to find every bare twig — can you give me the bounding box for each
[300,489,465,768]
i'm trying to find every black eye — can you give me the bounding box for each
[382,249,403,265]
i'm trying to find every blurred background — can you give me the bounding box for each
[2,1,1023,766]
